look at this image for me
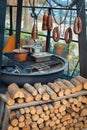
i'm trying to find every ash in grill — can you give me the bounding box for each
[1,52,67,85]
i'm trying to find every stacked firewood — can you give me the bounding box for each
[1,75,87,130]
[7,95,87,130]
[0,76,87,106]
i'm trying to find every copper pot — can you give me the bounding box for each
[13,49,28,62]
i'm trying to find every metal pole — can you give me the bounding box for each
[0,0,7,72]
[9,6,13,35]
[46,8,52,52]
[76,0,87,77]
[15,0,23,48]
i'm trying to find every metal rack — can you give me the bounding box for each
[1,90,87,130]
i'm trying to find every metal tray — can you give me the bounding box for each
[32,52,53,62]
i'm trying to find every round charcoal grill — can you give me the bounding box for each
[0,52,67,85]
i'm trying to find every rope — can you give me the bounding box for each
[52,0,78,8]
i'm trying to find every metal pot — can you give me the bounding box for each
[13,48,28,62]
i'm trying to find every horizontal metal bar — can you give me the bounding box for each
[6,5,87,11]
[5,28,79,43]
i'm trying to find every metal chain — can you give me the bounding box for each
[28,0,46,18]
[52,0,78,8]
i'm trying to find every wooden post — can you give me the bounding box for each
[15,0,23,48]
[2,105,11,130]
[76,0,87,77]
[0,0,7,72]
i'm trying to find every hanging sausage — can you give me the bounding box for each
[31,19,38,41]
[52,27,60,42]
[73,17,82,34]
[64,27,72,44]
[42,12,48,30]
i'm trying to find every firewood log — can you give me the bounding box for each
[46,110,50,115]
[50,113,55,118]
[58,89,64,97]
[48,104,54,113]
[16,111,25,122]
[56,113,62,119]
[32,114,39,121]
[48,82,60,93]
[40,112,45,118]
[53,82,65,96]
[49,120,55,127]
[16,98,24,104]
[41,126,51,130]
[37,118,44,124]
[9,111,16,121]
[71,104,80,112]
[59,105,66,113]
[56,123,62,129]
[80,96,87,104]
[76,75,87,90]
[84,124,87,129]
[80,108,87,116]
[35,94,42,101]
[31,122,37,129]
[24,83,37,96]
[54,109,58,114]
[19,108,25,114]
[8,83,25,99]
[10,118,18,127]
[70,78,83,91]
[0,92,15,105]
[52,116,57,121]
[21,88,34,103]
[62,79,75,88]
[42,104,48,111]
[62,79,75,94]
[25,113,31,119]
[22,125,30,130]
[61,111,66,116]
[61,99,70,107]
[45,120,50,127]
[60,126,66,130]
[43,84,57,100]
[34,83,50,100]
[18,122,25,128]
[43,115,49,121]
[38,123,44,129]
[30,106,36,115]
[71,112,77,118]
[56,80,68,89]
[25,118,32,125]
[53,101,60,109]
[32,128,39,130]
[13,127,19,130]
[56,80,71,95]
[69,127,74,130]
[61,114,71,122]
[24,107,30,113]
[69,97,75,103]
[7,125,13,130]
[36,106,43,115]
